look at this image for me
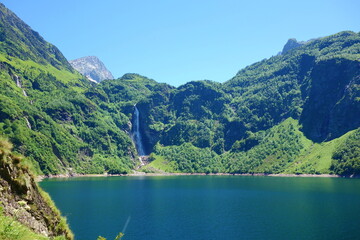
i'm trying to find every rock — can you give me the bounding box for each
[300,58,360,142]
[0,139,73,239]
[282,38,305,54]
[70,56,114,83]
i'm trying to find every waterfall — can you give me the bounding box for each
[15,75,21,88]
[24,117,32,129]
[15,75,28,97]
[131,105,146,156]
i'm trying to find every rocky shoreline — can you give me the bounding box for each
[36,172,351,182]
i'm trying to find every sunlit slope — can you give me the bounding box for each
[0,4,139,175]
[148,118,359,175]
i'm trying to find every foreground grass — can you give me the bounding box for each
[0,211,67,240]
[0,137,73,240]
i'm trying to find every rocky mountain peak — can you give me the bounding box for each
[281,38,305,54]
[70,56,114,83]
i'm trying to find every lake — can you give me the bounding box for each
[40,176,360,240]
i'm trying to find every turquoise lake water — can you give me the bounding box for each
[40,176,360,240]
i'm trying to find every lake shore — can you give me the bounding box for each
[36,172,350,181]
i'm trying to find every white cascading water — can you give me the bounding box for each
[131,105,146,156]
[15,75,28,97]
[24,117,32,129]
[15,75,21,88]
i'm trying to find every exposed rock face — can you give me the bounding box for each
[0,140,73,239]
[300,58,360,142]
[70,56,114,83]
[282,38,305,54]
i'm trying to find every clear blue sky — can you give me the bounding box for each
[2,0,360,86]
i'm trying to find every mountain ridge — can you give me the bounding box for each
[0,3,73,71]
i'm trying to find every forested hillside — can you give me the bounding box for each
[0,3,142,175]
[137,31,360,175]
[0,3,359,176]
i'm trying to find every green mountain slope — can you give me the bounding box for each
[137,31,360,175]
[226,31,360,142]
[0,4,152,175]
[148,118,359,175]
[138,31,360,154]
[0,3,72,71]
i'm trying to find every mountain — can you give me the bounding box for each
[0,3,138,176]
[2,3,358,239]
[0,1,359,181]
[70,56,114,83]
[0,4,73,71]
[227,31,360,142]
[281,38,306,54]
[137,31,360,175]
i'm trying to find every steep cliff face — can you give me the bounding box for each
[0,138,73,239]
[300,58,360,142]
[70,56,114,83]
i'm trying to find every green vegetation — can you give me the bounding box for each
[331,128,360,176]
[0,137,73,239]
[140,31,360,151]
[153,143,223,173]
[0,57,136,175]
[0,4,148,175]
[136,31,360,175]
[148,117,360,175]
[97,232,124,240]
[141,154,178,173]
[2,3,359,240]
[0,2,360,178]
[222,118,306,174]
[0,208,68,240]
[0,3,72,71]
